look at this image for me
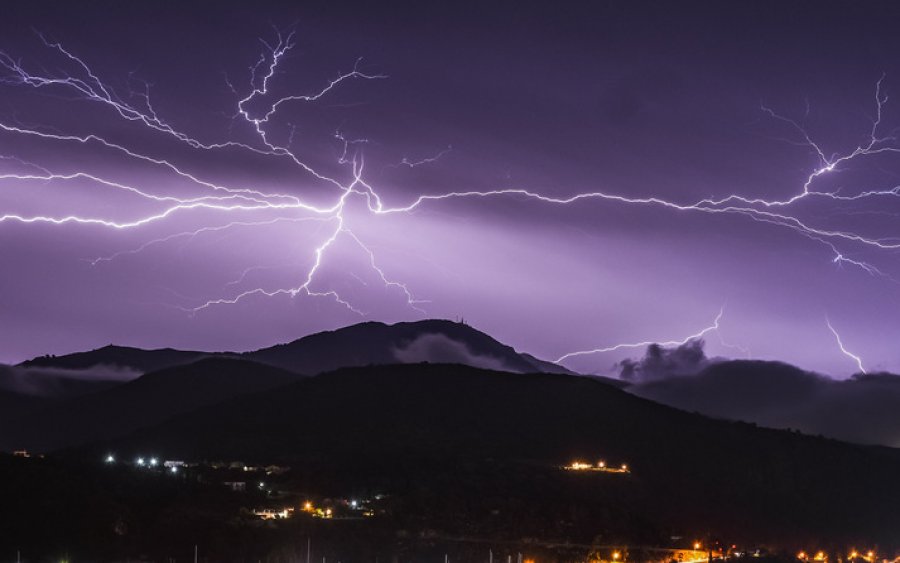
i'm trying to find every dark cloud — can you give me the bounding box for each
[393,333,515,372]
[623,344,900,447]
[617,339,710,382]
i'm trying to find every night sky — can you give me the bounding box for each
[2,1,899,376]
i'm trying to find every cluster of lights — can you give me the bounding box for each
[106,453,181,474]
[135,456,159,467]
[252,507,294,520]
[303,501,333,519]
[300,499,370,519]
[798,551,877,562]
[565,460,630,473]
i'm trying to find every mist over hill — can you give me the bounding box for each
[1,358,299,452]
[16,319,573,379]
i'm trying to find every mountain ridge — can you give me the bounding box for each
[17,319,574,378]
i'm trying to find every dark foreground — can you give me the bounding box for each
[3,363,900,561]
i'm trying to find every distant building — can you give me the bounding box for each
[252,507,293,520]
[164,460,185,468]
[223,481,247,492]
[12,450,30,458]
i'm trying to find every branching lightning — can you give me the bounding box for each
[556,308,726,364]
[0,30,895,368]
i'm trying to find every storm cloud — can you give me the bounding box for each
[393,333,516,372]
[617,339,711,382]
[623,341,900,447]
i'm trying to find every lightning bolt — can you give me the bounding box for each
[0,30,898,369]
[88,217,329,266]
[0,31,414,315]
[389,146,453,168]
[556,308,726,364]
[826,319,867,374]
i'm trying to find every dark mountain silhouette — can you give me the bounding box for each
[17,319,574,378]
[2,358,299,452]
[630,359,900,447]
[20,344,210,373]
[90,362,900,547]
[242,319,574,375]
[3,320,578,453]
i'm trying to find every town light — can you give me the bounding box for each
[149,457,158,466]
[105,454,115,463]
[613,551,621,560]
[136,457,145,466]
[694,542,702,551]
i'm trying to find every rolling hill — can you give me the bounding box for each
[20,344,210,373]
[2,358,299,452]
[630,359,900,447]
[90,362,900,547]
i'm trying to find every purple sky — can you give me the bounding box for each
[2,1,899,377]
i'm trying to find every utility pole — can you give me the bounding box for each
[307,538,311,563]
[489,550,493,563]
[194,544,199,563]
